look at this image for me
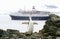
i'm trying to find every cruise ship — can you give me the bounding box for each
[10,6,50,20]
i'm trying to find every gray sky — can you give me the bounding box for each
[0,0,60,14]
[0,0,60,32]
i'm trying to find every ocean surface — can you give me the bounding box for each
[0,15,46,32]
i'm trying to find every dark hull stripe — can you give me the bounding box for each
[10,15,50,20]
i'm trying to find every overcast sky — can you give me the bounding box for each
[0,0,60,32]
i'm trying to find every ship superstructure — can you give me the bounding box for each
[10,6,50,20]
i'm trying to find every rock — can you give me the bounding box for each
[50,14,60,22]
[41,14,60,38]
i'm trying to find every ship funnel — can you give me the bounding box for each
[32,6,35,10]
